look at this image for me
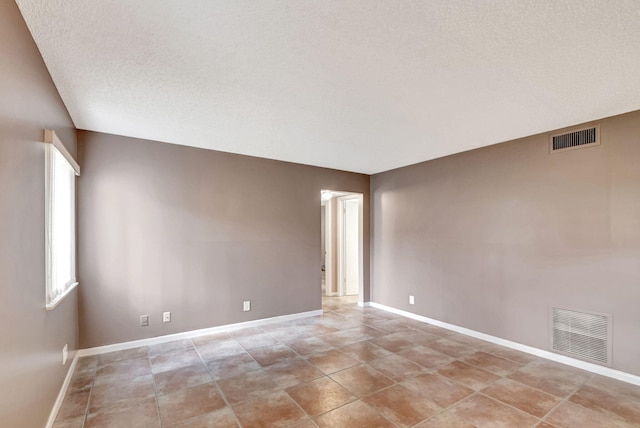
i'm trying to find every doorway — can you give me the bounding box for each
[321,190,364,305]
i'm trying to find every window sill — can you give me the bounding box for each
[46,282,79,311]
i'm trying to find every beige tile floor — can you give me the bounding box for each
[55,296,640,427]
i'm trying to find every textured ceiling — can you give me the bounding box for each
[16,0,640,174]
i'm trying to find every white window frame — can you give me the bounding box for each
[44,130,80,310]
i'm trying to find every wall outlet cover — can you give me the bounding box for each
[163,311,171,322]
[140,314,149,326]
[243,301,251,312]
[409,295,415,305]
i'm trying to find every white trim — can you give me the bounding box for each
[46,352,79,428]
[45,282,78,311]
[324,197,335,296]
[337,197,345,296]
[78,309,323,357]
[44,129,80,175]
[44,131,78,310]
[335,195,364,300]
[357,301,370,308]
[369,302,640,387]
[44,141,53,308]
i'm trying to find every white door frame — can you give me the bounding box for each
[324,197,337,297]
[336,194,364,303]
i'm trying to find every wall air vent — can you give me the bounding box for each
[552,307,611,366]
[550,125,599,153]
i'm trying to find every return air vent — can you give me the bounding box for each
[550,125,599,152]
[552,307,611,366]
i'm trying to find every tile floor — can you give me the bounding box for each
[55,296,640,427]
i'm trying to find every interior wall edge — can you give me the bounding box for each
[370,301,640,387]
[77,130,369,348]
[369,109,640,377]
[77,309,322,357]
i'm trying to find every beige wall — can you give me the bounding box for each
[371,110,640,376]
[0,2,79,427]
[77,131,369,348]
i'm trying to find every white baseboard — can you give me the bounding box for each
[369,302,640,387]
[357,301,371,308]
[78,309,323,357]
[46,351,79,428]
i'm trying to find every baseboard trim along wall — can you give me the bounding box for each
[357,301,371,308]
[46,352,79,428]
[49,309,322,424]
[369,302,640,387]
[77,309,323,357]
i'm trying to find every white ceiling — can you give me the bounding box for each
[16,0,640,174]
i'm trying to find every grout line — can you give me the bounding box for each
[81,366,97,428]
[309,393,358,420]
[436,353,575,424]
[445,391,481,425]
[289,307,399,425]
[62,298,637,428]
[149,351,163,428]
[477,392,546,424]
[189,337,244,428]
[369,301,640,387]
[537,372,594,425]
[412,408,449,427]
[78,309,323,358]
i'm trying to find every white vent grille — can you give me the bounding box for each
[552,307,611,365]
[550,126,600,152]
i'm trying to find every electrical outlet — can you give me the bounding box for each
[243,301,251,312]
[409,295,415,305]
[163,311,171,323]
[140,314,149,326]
[62,344,68,365]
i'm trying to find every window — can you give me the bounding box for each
[45,130,80,309]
